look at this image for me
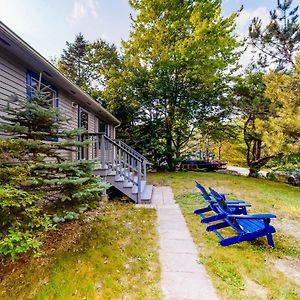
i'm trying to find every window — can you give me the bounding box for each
[98,118,109,136]
[26,70,59,141]
[79,108,89,131]
[26,70,58,108]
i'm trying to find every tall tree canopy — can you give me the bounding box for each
[232,56,300,177]
[108,0,240,169]
[58,33,90,90]
[264,55,300,154]
[249,0,300,70]
[58,34,120,102]
[232,71,276,176]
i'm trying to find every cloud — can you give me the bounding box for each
[234,6,270,69]
[68,0,99,23]
[236,6,270,36]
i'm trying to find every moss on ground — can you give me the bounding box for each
[0,201,161,300]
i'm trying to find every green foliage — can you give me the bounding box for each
[264,55,300,155]
[0,183,51,259]
[232,70,284,176]
[249,0,300,70]
[52,211,79,224]
[58,33,121,101]
[58,33,90,90]
[103,0,240,169]
[0,79,108,259]
[0,184,50,230]
[0,228,42,260]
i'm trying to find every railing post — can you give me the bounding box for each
[95,134,100,158]
[101,134,106,169]
[143,159,147,182]
[137,161,142,204]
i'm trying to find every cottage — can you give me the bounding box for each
[0,21,152,203]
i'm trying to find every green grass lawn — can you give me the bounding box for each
[149,171,300,300]
[0,202,161,300]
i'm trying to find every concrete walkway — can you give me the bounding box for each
[152,186,219,300]
[227,166,268,177]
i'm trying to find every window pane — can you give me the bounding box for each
[98,119,107,133]
[31,78,57,108]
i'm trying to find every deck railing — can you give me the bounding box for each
[81,133,147,203]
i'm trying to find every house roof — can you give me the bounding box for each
[0,21,120,126]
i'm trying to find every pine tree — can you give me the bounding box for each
[0,78,109,257]
[0,75,109,206]
[249,0,300,70]
[58,33,90,90]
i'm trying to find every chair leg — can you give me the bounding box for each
[266,233,275,248]
[194,206,211,215]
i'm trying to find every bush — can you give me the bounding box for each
[0,228,42,260]
[0,89,110,259]
[0,183,52,258]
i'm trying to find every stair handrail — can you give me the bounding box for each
[113,139,147,182]
[82,133,145,203]
[83,133,143,162]
[114,139,147,161]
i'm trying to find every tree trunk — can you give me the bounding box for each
[248,154,278,177]
[166,137,175,171]
[218,142,222,160]
[248,163,260,177]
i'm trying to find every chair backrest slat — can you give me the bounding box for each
[195,181,211,201]
[209,187,229,211]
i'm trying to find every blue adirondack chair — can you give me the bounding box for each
[194,182,250,222]
[201,187,277,247]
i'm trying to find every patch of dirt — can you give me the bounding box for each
[243,277,268,299]
[273,218,300,241]
[274,257,300,286]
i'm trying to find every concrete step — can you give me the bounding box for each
[141,184,153,202]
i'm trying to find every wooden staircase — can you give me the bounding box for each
[82,133,153,203]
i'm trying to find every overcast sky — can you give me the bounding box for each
[0,0,274,65]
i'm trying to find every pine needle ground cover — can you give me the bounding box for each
[0,202,161,299]
[149,172,300,299]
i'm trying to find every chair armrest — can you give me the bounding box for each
[208,199,246,204]
[228,214,276,220]
[227,203,251,207]
[225,200,246,204]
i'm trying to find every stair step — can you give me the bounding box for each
[132,179,146,194]
[115,175,125,182]
[141,185,153,201]
[123,181,133,188]
[107,170,117,176]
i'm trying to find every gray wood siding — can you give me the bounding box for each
[0,53,27,118]
[58,92,79,160]
[0,51,116,161]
